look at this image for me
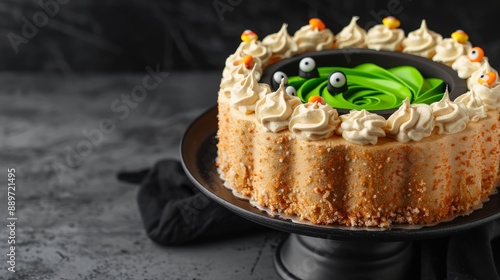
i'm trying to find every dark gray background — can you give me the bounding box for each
[2,1,500,279]
[1,0,499,73]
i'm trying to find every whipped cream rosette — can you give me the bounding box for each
[452,46,486,79]
[474,85,500,110]
[233,30,272,67]
[220,61,261,97]
[452,55,482,79]
[433,38,471,66]
[384,98,434,142]
[366,17,405,51]
[289,101,341,140]
[455,89,488,122]
[335,16,367,49]
[468,61,500,109]
[230,66,271,114]
[468,59,498,89]
[255,81,302,133]
[222,54,262,81]
[293,18,335,53]
[402,20,442,58]
[262,23,299,64]
[337,110,386,145]
[430,89,469,134]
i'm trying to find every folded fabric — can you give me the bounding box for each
[444,219,500,280]
[117,159,265,245]
[118,159,500,279]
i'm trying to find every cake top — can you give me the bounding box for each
[283,59,446,112]
[221,16,500,145]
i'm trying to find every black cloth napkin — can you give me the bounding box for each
[117,159,265,245]
[418,221,500,280]
[118,159,500,279]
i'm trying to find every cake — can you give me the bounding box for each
[217,17,500,227]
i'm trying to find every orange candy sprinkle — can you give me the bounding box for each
[241,30,258,43]
[451,30,469,44]
[241,55,253,69]
[478,72,497,87]
[382,16,400,29]
[233,55,254,69]
[308,95,325,105]
[309,18,326,31]
[468,47,484,62]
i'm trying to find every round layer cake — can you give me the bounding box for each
[217,17,500,227]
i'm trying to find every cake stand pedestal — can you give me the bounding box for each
[274,234,413,280]
[181,107,500,280]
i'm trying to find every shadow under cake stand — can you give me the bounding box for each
[181,106,500,280]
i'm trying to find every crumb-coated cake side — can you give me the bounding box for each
[218,96,499,227]
[217,17,500,227]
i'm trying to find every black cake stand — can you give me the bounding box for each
[180,106,500,280]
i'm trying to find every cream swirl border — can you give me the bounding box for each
[221,19,499,145]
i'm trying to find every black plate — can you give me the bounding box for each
[180,106,500,241]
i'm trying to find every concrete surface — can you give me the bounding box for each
[0,72,284,280]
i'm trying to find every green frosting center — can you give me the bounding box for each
[288,63,445,111]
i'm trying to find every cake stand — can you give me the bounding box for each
[180,106,500,280]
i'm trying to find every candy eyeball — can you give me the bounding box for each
[327,71,348,94]
[273,71,288,84]
[272,71,288,90]
[329,72,346,87]
[285,86,296,96]
[299,57,319,79]
[478,72,497,87]
[468,47,484,63]
[300,57,316,73]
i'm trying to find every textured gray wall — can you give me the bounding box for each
[1,0,499,73]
